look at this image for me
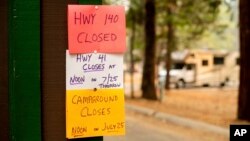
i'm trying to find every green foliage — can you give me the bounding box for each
[126,0,144,27]
[156,0,224,49]
[126,0,145,50]
[107,0,233,51]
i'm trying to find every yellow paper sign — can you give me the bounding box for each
[66,89,125,138]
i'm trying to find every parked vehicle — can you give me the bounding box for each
[159,50,239,88]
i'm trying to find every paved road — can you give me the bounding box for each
[104,114,189,141]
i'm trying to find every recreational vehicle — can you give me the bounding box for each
[159,50,239,88]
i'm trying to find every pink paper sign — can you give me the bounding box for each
[68,5,126,54]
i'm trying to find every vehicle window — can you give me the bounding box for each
[172,63,185,69]
[186,64,194,70]
[213,57,224,65]
[202,60,208,66]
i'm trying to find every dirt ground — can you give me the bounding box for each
[124,110,229,141]
[126,87,249,128]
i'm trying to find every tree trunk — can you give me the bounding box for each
[142,0,157,100]
[165,1,175,90]
[130,9,136,99]
[238,0,250,121]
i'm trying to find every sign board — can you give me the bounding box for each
[66,50,125,138]
[66,89,125,138]
[68,5,126,54]
[66,50,123,90]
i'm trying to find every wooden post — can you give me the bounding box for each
[41,0,103,140]
[72,1,103,141]
[8,0,41,140]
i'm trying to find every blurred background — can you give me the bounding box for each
[1,0,249,141]
[104,0,250,141]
